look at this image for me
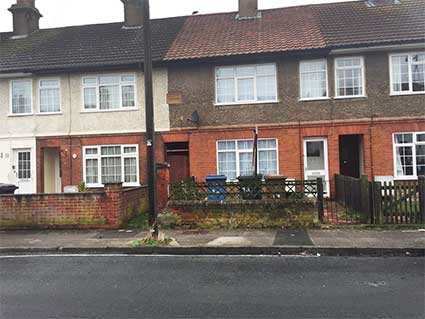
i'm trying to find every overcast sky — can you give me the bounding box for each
[0,0,353,32]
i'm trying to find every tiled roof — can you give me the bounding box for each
[164,6,327,61]
[0,0,424,72]
[0,17,186,73]
[314,0,425,48]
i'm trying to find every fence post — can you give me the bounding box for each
[371,181,382,224]
[360,175,371,223]
[419,176,425,223]
[317,178,324,223]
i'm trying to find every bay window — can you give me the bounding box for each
[82,74,136,111]
[39,79,61,113]
[300,60,328,100]
[335,57,365,98]
[216,64,277,104]
[217,139,278,180]
[390,53,425,94]
[83,145,139,187]
[393,132,425,179]
[10,80,32,115]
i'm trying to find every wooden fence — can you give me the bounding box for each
[334,175,425,224]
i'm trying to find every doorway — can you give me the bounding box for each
[339,135,364,178]
[43,148,61,193]
[165,142,190,182]
[304,137,330,195]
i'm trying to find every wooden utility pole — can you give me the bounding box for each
[140,0,158,237]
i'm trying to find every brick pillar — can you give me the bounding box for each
[156,163,170,211]
[104,183,124,227]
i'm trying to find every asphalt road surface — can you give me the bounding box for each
[0,255,424,319]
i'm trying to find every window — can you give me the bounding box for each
[217,139,278,180]
[39,79,61,113]
[215,64,277,104]
[83,145,139,187]
[17,151,31,180]
[10,80,32,115]
[335,57,365,98]
[390,53,425,94]
[82,75,136,111]
[393,132,425,179]
[300,60,328,100]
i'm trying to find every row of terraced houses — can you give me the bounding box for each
[0,0,424,197]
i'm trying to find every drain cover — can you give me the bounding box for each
[273,229,314,246]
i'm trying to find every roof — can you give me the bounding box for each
[0,17,186,74]
[0,0,424,73]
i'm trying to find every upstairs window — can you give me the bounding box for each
[300,60,328,100]
[82,74,136,111]
[393,132,425,179]
[10,80,32,115]
[335,57,365,98]
[39,79,61,113]
[217,138,278,180]
[390,53,425,94]
[83,145,139,187]
[216,64,277,104]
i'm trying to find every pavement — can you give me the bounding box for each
[1,255,424,318]
[0,228,424,256]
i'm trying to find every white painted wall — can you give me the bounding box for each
[0,68,170,138]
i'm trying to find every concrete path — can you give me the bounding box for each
[1,228,424,250]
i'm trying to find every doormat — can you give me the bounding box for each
[273,229,314,246]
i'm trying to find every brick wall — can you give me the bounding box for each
[163,118,425,195]
[0,183,147,230]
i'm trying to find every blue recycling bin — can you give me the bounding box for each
[206,175,227,201]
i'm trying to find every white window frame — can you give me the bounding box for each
[393,132,425,180]
[299,59,329,101]
[389,52,425,96]
[82,144,140,188]
[334,56,366,99]
[215,63,278,106]
[216,138,279,180]
[16,149,32,181]
[38,78,62,114]
[9,79,33,116]
[81,74,137,112]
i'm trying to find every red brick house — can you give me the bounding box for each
[162,0,425,195]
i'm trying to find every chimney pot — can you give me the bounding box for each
[9,0,42,37]
[238,0,260,20]
[121,0,143,28]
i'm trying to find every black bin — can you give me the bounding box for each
[0,183,18,195]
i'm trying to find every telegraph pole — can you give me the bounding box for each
[141,0,158,238]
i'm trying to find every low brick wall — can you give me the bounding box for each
[167,199,319,228]
[0,184,147,230]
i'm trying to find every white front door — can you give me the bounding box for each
[14,149,33,194]
[304,138,330,196]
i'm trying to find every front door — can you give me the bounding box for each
[44,148,62,193]
[166,142,190,182]
[339,135,362,178]
[14,149,33,194]
[304,138,330,195]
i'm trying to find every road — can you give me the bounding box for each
[0,255,424,319]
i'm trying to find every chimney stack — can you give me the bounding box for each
[121,0,143,28]
[8,0,42,37]
[238,0,260,20]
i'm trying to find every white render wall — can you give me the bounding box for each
[0,68,170,138]
[0,137,36,193]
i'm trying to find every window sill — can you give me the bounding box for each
[393,176,419,181]
[8,113,34,117]
[215,100,279,107]
[80,108,139,114]
[390,92,425,97]
[299,97,331,102]
[36,112,63,116]
[86,183,141,188]
[333,95,367,100]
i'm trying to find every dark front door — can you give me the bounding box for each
[166,142,190,182]
[339,135,362,178]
